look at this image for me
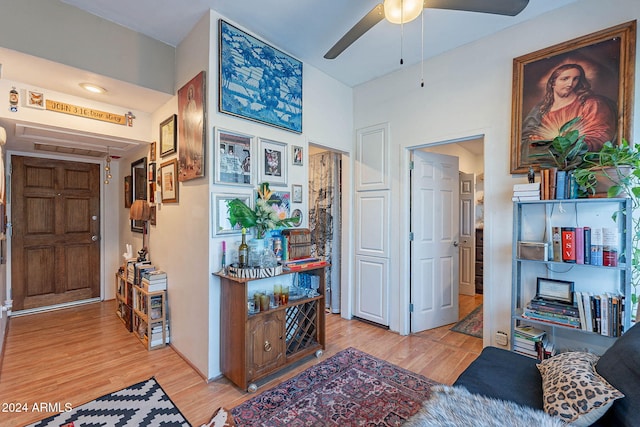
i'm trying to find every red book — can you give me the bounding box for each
[562,227,576,263]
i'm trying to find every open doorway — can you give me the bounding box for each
[308,144,342,314]
[411,136,484,337]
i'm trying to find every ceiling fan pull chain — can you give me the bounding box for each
[420,9,424,87]
[400,0,404,65]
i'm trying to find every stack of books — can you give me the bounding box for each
[523,298,581,329]
[512,182,540,201]
[141,270,167,292]
[513,325,552,360]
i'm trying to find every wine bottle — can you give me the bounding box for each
[238,228,248,267]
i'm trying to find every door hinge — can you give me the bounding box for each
[409,161,414,170]
[409,232,414,241]
[409,303,414,312]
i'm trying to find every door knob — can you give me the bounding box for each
[453,241,459,247]
[92,235,99,242]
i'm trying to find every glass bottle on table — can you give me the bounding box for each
[238,228,249,267]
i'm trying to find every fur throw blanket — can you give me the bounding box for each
[404,385,564,427]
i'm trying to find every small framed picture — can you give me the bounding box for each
[535,278,575,305]
[292,145,303,166]
[149,205,157,226]
[124,175,132,208]
[160,114,177,157]
[291,208,303,227]
[215,128,254,186]
[292,184,303,203]
[148,162,156,182]
[260,138,287,186]
[214,193,251,235]
[148,182,155,203]
[160,159,179,203]
[149,141,157,162]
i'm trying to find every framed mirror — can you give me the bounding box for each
[131,157,147,233]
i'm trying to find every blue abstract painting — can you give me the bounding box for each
[219,20,303,133]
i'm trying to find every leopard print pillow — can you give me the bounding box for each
[537,351,623,427]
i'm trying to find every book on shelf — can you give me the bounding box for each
[513,182,540,192]
[514,324,546,339]
[561,227,576,263]
[512,195,541,201]
[582,292,594,332]
[283,257,327,271]
[591,228,603,266]
[523,308,581,327]
[529,299,579,317]
[140,279,167,292]
[555,171,566,200]
[548,167,558,201]
[575,227,584,264]
[583,227,591,265]
[602,227,619,267]
[552,227,562,262]
[143,270,167,280]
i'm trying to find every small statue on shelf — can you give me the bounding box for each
[527,166,535,184]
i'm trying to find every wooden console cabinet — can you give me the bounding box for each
[217,265,326,392]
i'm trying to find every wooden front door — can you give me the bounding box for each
[11,156,101,311]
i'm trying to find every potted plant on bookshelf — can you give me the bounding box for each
[529,116,589,198]
[530,117,589,171]
[573,138,640,321]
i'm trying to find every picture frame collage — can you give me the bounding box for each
[212,126,306,236]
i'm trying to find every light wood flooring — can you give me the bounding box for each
[0,294,483,426]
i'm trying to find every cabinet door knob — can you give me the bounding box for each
[264,340,272,352]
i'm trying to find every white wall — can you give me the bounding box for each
[0,0,175,94]
[118,10,354,380]
[354,0,640,345]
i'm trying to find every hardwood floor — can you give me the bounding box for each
[0,294,483,426]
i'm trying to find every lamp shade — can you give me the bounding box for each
[384,0,422,24]
[130,199,151,221]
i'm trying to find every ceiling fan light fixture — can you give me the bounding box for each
[384,0,422,24]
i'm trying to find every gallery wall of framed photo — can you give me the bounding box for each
[212,125,308,236]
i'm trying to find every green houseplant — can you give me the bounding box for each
[574,138,640,322]
[226,182,297,238]
[529,116,589,171]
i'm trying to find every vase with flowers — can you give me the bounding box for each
[227,182,297,267]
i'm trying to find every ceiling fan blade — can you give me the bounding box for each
[424,0,529,16]
[324,3,385,59]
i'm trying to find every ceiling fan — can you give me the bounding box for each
[324,0,530,59]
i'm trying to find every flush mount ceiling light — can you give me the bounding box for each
[79,82,107,94]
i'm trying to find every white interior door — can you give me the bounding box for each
[410,151,459,333]
[459,172,475,296]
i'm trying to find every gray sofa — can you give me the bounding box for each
[453,321,640,426]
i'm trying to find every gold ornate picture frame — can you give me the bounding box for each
[510,21,636,174]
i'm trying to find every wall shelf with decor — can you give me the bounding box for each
[511,199,632,359]
[216,264,327,392]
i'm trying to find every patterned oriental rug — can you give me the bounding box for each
[27,377,190,427]
[231,347,439,426]
[450,304,483,338]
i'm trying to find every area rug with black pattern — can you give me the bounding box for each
[26,377,190,427]
[231,347,439,426]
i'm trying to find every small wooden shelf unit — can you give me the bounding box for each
[115,271,168,350]
[217,264,327,392]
